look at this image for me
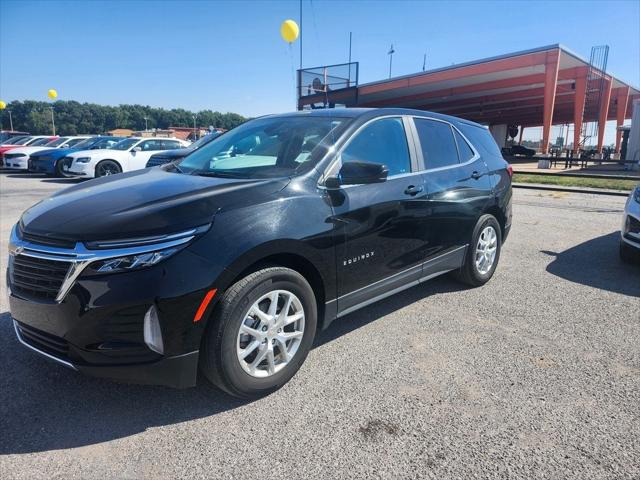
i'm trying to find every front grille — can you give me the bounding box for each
[15,321,70,359]
[146,156,171,167]
[10,254,71,302]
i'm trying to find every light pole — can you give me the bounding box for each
[192,115,198,140]
[388,44,395,78]
[143,116,149,132]
[8,110,13,131]
[50,106,56,136]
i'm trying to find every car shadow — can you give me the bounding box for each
[541,231,640,297]
[0,276,466,454]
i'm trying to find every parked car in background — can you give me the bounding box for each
[65,137,189,177]
[620,184,640,263]
[29,136,125,177]
[0,130,30,143]
[8,108,512,397]
[146,131,222,167]
[508,144,536,158]
[0,136,58,166]
[3,136,91,170]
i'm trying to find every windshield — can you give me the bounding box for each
[179,116,347,178]
[30,138,54,146]
[45,137,70,147]
[71,137,99,150]
[111,138,139,150]
[2,136,28,145]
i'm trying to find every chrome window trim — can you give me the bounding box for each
[13,320,77,370]
[8,224,200,303]
[410,115,481,172]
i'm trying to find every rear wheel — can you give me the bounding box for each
[200,267,317,398]
[455,214,502,287]
[95,160,121,177]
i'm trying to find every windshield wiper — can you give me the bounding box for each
[190,170,247,178]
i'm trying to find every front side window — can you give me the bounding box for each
[112,138,139,151]
[414,118,460,170]
[341,117,411,176]
[45,137,70,147]
[179,115,347,178]
[65,138,87,148]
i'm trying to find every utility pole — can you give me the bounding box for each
[388,44,395,78]
[8,110,13,131]
[422,52,426,72]
[193,114,197,140]
[50,106,56,136]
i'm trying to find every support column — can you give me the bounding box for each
[572,71,587,152]
[541,51,560,154]
[596,77,613,153]
[614,86,630,152]
[518,126,524,145]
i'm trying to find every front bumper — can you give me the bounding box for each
[621,194,640,250]
[66,160,93,177]
[4,156,29,170]
[29,158,56,174]
[7,227,224,389]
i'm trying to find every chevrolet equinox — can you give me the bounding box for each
[8,108,512,398]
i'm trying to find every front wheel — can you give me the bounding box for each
[454,214,502,287]
[95,160,121,177]
[200,267,317,398]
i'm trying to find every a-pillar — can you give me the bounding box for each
[614,86,630,152]
[596,76,613,153]
[541,50,560,154]
[572,69,588,152]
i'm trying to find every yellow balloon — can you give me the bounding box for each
[280,19,299,43]
[0,101,6,110]
[48,89,58,100]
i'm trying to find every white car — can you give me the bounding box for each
[620,184,640,263]
[3,136,92,170]
[65,137,190,178]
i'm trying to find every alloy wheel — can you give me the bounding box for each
[475,225,497,275]
[236,290,305,378]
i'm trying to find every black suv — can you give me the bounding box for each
[8,108,512,398]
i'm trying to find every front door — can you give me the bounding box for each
[328,116,431,316]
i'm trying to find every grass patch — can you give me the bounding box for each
[513,173,637,192]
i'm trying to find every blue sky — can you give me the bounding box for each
[1,0,639,142]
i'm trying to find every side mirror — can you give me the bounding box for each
[132,146,142,152]
[326,161,388,189]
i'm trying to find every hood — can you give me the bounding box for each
[150,148,193,160]
[30,147,74,159]
[20,167,289,242]
[6,146,50,155]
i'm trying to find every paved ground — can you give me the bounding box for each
[1,172,639,479]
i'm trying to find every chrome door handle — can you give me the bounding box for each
[404,185,423,196]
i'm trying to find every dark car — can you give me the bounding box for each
[145,131,221,167]
[8,108,512,398]
[509,144,536,157]
[29,136,126,177]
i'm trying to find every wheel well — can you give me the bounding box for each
[95,159,122,172]
[231,253,326,330]
[484,205,506,237]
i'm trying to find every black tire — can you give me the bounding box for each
[54,159,67,178]
[200,267,317,398]
[454,214,502,287]
[95,160,121,177]
[620,240,638,264]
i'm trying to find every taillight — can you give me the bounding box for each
[506,164,513,178]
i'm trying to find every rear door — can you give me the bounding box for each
[328,116,431,316]
[410,116,493,266]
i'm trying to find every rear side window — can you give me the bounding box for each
[414,118,459,169]
[457,123,502,158]
[342,117,410,176]
[453,129,475,162]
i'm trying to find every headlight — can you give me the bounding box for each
[633,186,640,203]
[89,247,179,273]
[76,157,91,163]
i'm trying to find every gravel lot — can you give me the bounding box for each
[1,172,639,480]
